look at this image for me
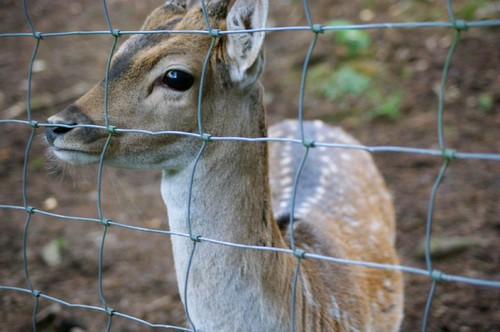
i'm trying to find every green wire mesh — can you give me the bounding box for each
[0,0,499,331]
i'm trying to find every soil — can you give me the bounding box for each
[1,0,499,331]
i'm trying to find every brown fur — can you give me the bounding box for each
[45,1,403,331]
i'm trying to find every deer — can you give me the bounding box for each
[45,0,404,331]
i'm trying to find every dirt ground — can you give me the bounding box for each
[1,0,499,331]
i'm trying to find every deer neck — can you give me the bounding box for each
[160,86,278,244]
[161,137,274,243]
[159,88,291,329]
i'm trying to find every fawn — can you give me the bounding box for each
[45,0,404,330]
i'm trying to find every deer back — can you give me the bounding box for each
[269,120,403,331]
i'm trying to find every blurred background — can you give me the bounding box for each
[1,0,499,330]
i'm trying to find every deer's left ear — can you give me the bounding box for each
[225,0,268,88]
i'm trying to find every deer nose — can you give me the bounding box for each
[45,116,77,145]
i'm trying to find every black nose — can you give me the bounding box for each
[45,104,98,145]
[45,121,76,145]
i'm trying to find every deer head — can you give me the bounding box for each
[45,0,268,171]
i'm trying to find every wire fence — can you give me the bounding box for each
[0,0,499,331]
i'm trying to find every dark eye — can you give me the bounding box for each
[163,70,194,91]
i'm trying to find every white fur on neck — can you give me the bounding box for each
[160,154,289,331]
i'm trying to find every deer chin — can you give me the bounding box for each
[48,137,109,165]
[50,147,102,165]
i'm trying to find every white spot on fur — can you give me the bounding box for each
[279,200,289,209]
[329,295,341,321]
[377,290,385,302]
[370,219,381,232]
[304,197,319,209]
[281,156,292,168]
[280,166,292,178]
[327,163,339,174]
[384,278,393,289]
[269,128,283,137]
[301,275,317,307]
[315,185,326,197]
[282,185,293,196]
[280,176,293,187]
[340,153,351,161]
[343,215,360,227]
[316,134,326,142]
[313,120,323,129]
[319,154,330,163]
[296,202,311,217]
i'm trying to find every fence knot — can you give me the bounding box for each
[302,139,315,148]
[453,19,468,31]
[442,148,456,160]
[105,307,115,316]
[29,120,39,128]
[311,24,324,34]
[32,289,41,297]
[200,133,212,142]
[293,249,306,259]
[430,269,444,282]
[111,29,121,37]
[209,29,221,38]
[190,234,201,243]
[33,31,43,40]
[101,218,111,227]
[25,206,35,214]
[106,125,118,135]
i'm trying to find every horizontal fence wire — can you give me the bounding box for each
[0,0,499,331]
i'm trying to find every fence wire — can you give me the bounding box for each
[1,0,499,331]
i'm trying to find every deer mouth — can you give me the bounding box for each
[46,126,111,165]
[48,143,105,165]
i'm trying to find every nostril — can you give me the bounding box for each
[45,122,77,144]
[52,124,76,135]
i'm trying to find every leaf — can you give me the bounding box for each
[375,91,403,119]
[326,20,372,57]
[321,66,372,100]
[42,238,68,267]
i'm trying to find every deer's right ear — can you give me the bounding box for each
[225,0,268,88]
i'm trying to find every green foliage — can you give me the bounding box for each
[309,63,403,120]
[456,0,491,20]
[306,19,404,121]
[326,20,371,58]
[478,93,493,113]
[320,66,372,100]
[370,90,403,120]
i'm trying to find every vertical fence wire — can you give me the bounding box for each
[1,0,500,331]
[20,1,43,330]
[421,1,470,330]
[94,2,121,329]
[288,3,324,328]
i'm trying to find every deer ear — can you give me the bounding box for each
[226,0,268,87]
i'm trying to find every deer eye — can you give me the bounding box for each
[163,70,194,91]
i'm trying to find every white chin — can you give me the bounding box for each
[53,149,101,165]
